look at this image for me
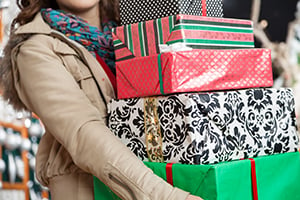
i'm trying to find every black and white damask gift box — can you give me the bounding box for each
[119,0,223,25]
[108,88,300,164]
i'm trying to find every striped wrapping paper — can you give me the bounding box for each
[116,48,273,99]
[113,15,254,62]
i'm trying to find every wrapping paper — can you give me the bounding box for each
[114,15,254,61]
[108,88,299,164]
[116,48,273,99]
[119,0,223,25]
[94,152,300,200]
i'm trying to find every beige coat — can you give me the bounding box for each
[1,13,190,200]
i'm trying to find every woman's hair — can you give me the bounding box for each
[100,0,120,23]
[13,0,58,29]
[12,0,120,30]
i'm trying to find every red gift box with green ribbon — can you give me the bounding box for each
[113,14,254,62]
[94,152,300,200]
[116,48,273,99]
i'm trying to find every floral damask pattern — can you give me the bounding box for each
[108,88,299,164]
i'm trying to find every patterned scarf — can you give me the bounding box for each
[41,8,117,75]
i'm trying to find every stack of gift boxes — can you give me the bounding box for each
[94,0,300,199]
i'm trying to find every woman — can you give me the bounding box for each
[0,0,203,199]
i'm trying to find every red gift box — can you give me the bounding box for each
[116,48,273,99]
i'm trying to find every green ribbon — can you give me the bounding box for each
[157,54,165,95]
[158,18,164,44]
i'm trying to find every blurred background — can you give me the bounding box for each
[224,0,298,44]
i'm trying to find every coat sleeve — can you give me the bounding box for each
[11,36,190,200]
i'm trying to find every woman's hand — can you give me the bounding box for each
[186,195,203,200]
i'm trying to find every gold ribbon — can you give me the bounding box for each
[144,97,164,162]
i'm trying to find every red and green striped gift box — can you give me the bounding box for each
[113,15,254,62]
